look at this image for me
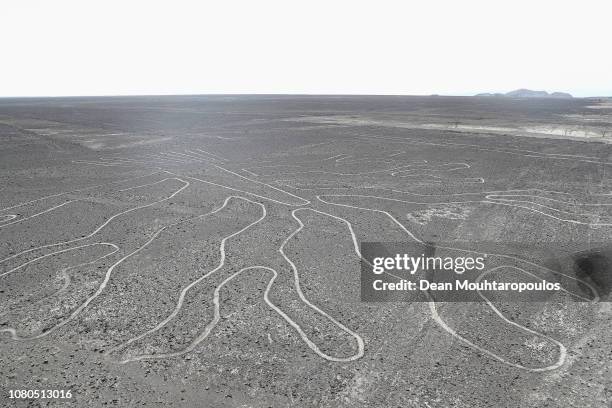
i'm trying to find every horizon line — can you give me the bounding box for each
[0,92,610,99]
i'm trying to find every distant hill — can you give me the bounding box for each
[474,92,505,97]
[475,89,573,99]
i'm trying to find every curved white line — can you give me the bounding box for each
[0,178,190,266]
[108,196,267,359]
[277,209,365,362]
[116,204,365,363]
[316,194,599,371]
[0,171,162,213]
[0,200,76,229]
[0,242,120,340]
[173,172,311,207]
[210,164,310,206]
[317,194,600,297]
[321,193,612,227]
[357,135,612,166]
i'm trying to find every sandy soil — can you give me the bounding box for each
[0,95,611,407]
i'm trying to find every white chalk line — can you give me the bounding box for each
[482,199,612,227]
[208,164,310,206]
[380,187,612,210]
[356,135,612,166]
[357,134,606,162]
[278,208,365,361]
[112,267,281,362]
[167,172,311,207]
[289,184,579,199]
[85,151,312,207]
[245,162,429,178]
[240,168,260,177]
[316,194,599,371]
[484,194,612,221]
[98,149,224,168]
[317,195,599,298]
[46,269,71,300]
[72,156,312,208]
[113,203,365,363]
[184,149,225,163]
[182,150,227,164]
[96,155,185,167]
[0,178,190,267]
[0,200,76,229]
[0,171,163,213]
[71,160,141,168]
[108,196,267,362]
[117,179,174,192]
[96,157,149,165]
[467,265,572,371]
[305,198,587,370]
[6,142,607,371]
[486,193,612,207]
[158,152,202,163]
[0,242,120,340]
[2,268,75,317]
[334,150,407,164]
[319,193,612,227]
[0,179,216,340]
[192,148,228,162]
[426,300,566,373]
[167,151,214,163]
[247,159,479,185]
[243,151,407,170]
[392,174,484,184]
[395,188,583,198]
[389,162,470,176]
[0,242,116,280]
[128,154,192,165]
[308,160,477,183]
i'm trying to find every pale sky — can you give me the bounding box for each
[1,0,610,97]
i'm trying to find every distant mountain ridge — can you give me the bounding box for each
[475,89,573,99]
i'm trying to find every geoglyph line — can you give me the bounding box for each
[0,242,120,340]
[70,156,312,207]
[316,194,601,295]
[0,178,190,266]
[0,178,201,340]
[167,172,311,207]
[4,142,607,372]
[192,148,228,162]
[113,203,365,363]
[356,135,612,166]
[184,149,225,163]
[278,208,365,362]
[108,196,267,361]
[315,194,599,371]
[209,164,310,206]
[0,200,76,229]
[0,171,163,213]
[320,193,612,227]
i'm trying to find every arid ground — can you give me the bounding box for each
[1,95,611,407]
